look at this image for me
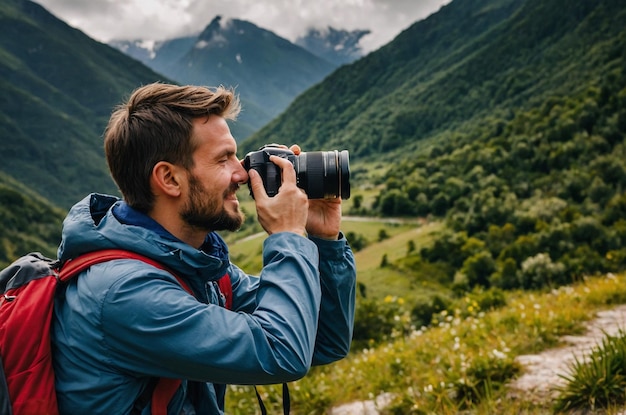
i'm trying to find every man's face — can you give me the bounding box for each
[179,116,248,232]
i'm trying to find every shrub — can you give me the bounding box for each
[451,351,521,407]
[410,294,450,328]
[352,296,412,348]
[491,257,519,289]
[345,231,369,251]
[519,253,566,289]
[554,329,626,413]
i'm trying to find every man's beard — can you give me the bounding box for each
[180,174,244,232]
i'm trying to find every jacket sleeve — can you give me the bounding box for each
[230,232,357,366]
[309,233,356,365]
[95,232,322,385]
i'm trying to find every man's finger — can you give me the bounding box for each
[269,155,297,187]
[248,169,268,200]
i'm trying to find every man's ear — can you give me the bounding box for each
[151,161,184,197]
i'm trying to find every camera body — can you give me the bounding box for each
[243,144,350,200]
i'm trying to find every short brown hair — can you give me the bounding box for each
[104,83,240,212]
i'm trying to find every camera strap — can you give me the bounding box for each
[255,383,290,415]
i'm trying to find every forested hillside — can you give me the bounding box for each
[0,0,170,208]
[241,0,626,304]
[243,0,625,156]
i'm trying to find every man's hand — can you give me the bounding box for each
[249,154,308,236]
[306,198,342,240]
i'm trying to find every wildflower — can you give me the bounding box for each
[453,337,460,351]
[410,329,423,338]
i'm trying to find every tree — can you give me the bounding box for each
[407,240,416,255]
[380,254,389,268]
[461,251,496,289]
[492,257,519,290]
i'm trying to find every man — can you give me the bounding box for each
[51,83,356,414]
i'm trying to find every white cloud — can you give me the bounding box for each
[36,0,451,53]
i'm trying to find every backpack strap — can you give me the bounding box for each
[151,378,182,415]
[59,249,193,415]
[59,249,193,293]
[217,273,232,309]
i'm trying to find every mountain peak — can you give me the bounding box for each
[295,26,371,65]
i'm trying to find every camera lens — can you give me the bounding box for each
[295,150,350,199]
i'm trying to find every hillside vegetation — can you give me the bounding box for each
[225,0,626,411]
[0,172,64,267]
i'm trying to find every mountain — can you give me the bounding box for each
[242,0,530,154]
[242,0,623,156]
[295,27,370,66]
[109,16,338,139]
[0,0,173,208]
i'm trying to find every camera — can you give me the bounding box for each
[243,144,350,200]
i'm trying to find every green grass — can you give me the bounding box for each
[351,220,443,301]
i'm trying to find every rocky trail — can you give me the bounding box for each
[508,304,626,401]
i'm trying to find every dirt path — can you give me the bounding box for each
[508,304,626,401]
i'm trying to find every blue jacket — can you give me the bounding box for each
[52,193,356,414]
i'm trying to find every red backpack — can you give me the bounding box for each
[0,249,232,415]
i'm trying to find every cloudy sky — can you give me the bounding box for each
[36,0,451,53]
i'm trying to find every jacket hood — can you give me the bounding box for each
[58,193,230,282]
